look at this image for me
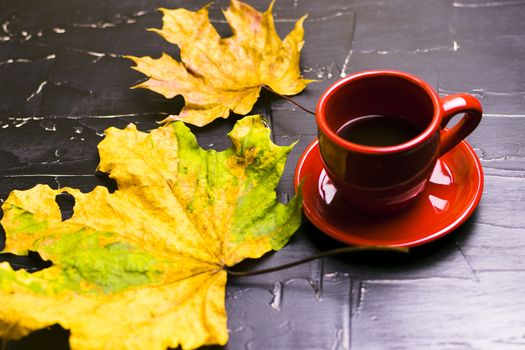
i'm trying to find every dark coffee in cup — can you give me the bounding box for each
[336,114,421,147]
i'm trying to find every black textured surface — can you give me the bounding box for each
[1,0,525,349]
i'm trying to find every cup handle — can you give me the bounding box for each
[439,94,483,156]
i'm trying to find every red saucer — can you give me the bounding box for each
[294,139,484,247]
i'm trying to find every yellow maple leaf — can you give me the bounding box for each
[0,115,302,350]
[126,0,312,126]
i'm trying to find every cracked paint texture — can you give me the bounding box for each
[1,0,525,349]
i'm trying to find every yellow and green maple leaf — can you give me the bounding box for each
[127,0,312,126]
[0,115,301,350]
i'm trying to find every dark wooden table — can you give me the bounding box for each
[1,0,524,349]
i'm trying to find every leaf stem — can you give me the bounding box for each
[226,246,409,277]
[262,85,316,116]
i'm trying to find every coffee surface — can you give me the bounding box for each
[337,114,420,147]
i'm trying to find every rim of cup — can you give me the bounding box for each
[316,70,442,155]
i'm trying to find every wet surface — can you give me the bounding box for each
[1,0,525,349]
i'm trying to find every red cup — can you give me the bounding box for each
[317,70,482,214]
